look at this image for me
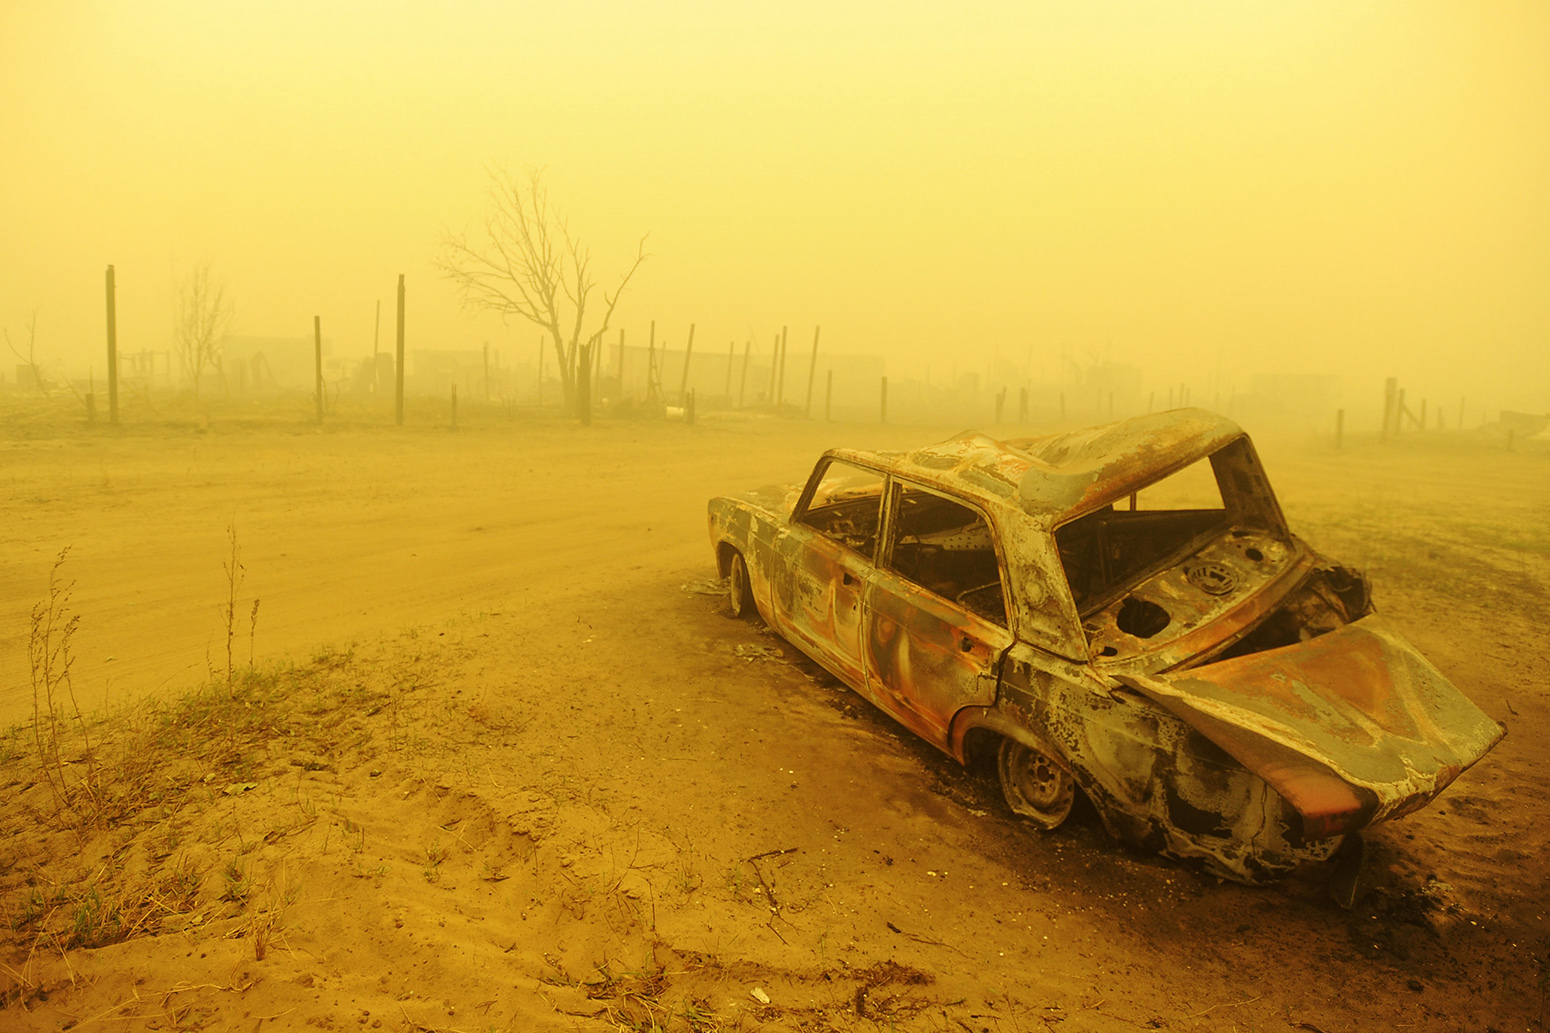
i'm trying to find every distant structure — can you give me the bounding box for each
[222,335,331,394]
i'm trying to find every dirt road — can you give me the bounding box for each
[2,408,1547,1030]
[1,412,899,726]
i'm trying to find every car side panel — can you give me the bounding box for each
[974,643,1340,882]
[708,496,784,626]
[770,524,871,689]
[863,568,1009,751]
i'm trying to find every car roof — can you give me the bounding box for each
[830,407,1246,529]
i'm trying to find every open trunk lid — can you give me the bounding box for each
[1114,615,1504,840]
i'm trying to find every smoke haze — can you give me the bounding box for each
[3,1,1546,416]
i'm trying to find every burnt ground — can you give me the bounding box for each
[0,404,1545,1031]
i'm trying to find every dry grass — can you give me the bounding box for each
[0,626,438,1006]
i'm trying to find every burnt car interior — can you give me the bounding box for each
[1057,456,1229,615]
[887,485,1007,625]
[1055,440,1286,620]
[798,460,885,555]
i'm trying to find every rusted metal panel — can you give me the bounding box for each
[1009,410,1245,523]
[1114,616,1505,838]
[774,526,870,688]
[864,568,1010,750]
[707,413,1505,886]
[1085,538,1317,673]
[981,645,1342,882]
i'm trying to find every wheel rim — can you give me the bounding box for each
[998,739,1074,830]
[729,554,750,616]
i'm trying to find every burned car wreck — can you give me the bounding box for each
[707,409,1502,884]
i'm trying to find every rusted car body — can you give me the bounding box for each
[706,409,1502,883]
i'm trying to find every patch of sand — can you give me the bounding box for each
[1,406,1547,1031]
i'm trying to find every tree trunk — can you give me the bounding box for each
[550,334,576,412]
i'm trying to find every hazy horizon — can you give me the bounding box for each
[3,2,1546,416]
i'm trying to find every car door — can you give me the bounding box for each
[770,459,885,688]
[862,480,1014,750]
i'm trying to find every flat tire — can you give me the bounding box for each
[728,551,755,619]
[997,737,1075,830]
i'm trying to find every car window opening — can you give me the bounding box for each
[799,460,885,556]
[888,486,1007,626]
[1057,455,1229,615]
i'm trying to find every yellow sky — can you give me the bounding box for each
[2,1,1546,412]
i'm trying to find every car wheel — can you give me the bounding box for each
[997,738,1075,830]
[728,551,755,619]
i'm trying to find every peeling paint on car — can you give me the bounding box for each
[706,409,1503,884]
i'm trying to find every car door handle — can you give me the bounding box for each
[960,636,974,653]
[842,572,855,585]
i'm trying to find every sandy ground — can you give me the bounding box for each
[1,401,1547,1032]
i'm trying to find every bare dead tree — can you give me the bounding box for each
[4,310,44,394]
[437,167,647,415]
[175,262,234,399]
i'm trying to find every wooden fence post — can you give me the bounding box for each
[646,321,657,403]
[678,322,696,404]
[578,342,592,426]
[395,275,405,426]
[768,335,779,403]
[777,326,788,407]
[738,340,751,408]
[804,326,820,418]
[106,265,119,425]
[314,315,324,424]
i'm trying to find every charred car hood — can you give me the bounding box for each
[1115,615,1504,839]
